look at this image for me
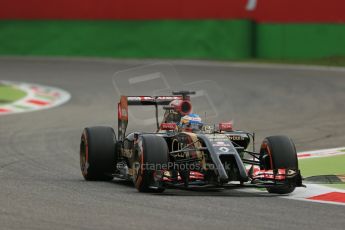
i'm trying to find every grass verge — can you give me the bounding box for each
[299,154,345,190]
[0,83,27,105]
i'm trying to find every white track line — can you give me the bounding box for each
[298,147,345,159]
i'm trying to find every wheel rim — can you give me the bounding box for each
[133,138,144,189]
[260,140,273,169]
[132,161,140,181]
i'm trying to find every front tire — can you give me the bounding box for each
[260,135,298,194]
[132,134,169,193]
[80,126,117,181]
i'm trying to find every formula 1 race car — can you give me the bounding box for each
[79,91,303,194]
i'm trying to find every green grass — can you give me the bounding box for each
[299,154,345,177]
[299,155,345,190]
[0,84,27,105]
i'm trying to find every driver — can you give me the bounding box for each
[178,113,203,132]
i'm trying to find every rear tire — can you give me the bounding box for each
[132,134,168,193]
[80,126,117,181]
[260,135,298,194]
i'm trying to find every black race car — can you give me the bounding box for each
[79,91,303,194]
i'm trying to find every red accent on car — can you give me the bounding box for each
[252,169,286,180]
[119,96,128,120]
[175,100,192,116]
[160,123,177,130]
[118,103,122,119]
[219,122,233,131]
[189,171,204,180]
[161,171,204,182]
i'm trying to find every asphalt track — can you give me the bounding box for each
[0,57,345,230]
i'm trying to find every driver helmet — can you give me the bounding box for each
[179,113,203,132]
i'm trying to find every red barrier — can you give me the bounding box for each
[255,0,345,23]
[0,0,248,19]
[1,0,345,22]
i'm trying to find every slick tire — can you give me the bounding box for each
[260,135,298,194]
[80,126,117,181]
[133,134,169,193]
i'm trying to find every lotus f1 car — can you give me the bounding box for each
[80,91,303,194]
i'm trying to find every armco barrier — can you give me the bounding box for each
[256,23,345,59]
[0,20,253,59]
[0,20,345,60]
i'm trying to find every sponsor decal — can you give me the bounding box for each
[228,135,245,141]
[212,143,231,147]
[156,96,180,100]
[219,147,230,153]
[160,123,177,130]
[207,134,229,140]
[219,122,233,131]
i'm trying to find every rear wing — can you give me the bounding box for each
[117,96,182,141]
[126,96,182,106]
